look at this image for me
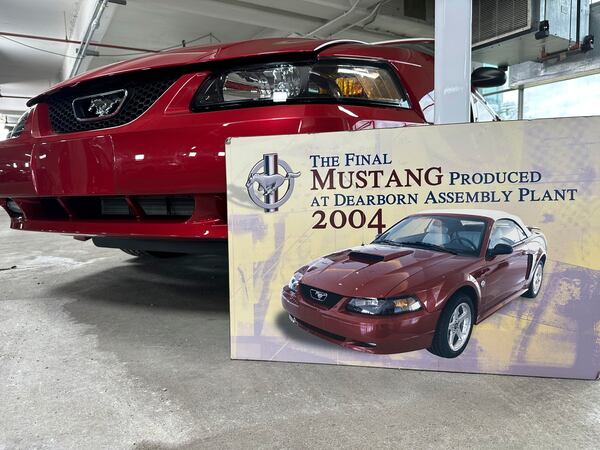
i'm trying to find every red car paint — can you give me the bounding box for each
[282,211,547,355]
[0,38,433,243]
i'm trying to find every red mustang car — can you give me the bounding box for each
[282,210,547,358]
[0,38,502,256]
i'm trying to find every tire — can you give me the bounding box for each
[523,259,544,298]
[120,249,184,258]
[428,293,474,358]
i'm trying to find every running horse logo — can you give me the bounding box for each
[245,154,301,212]
[73,89,128,122]
[88,98,120,117]
[309,289,328,302]
[246,172,300,197]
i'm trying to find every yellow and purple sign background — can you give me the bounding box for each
[226,117,599,379]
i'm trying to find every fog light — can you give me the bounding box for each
[6,199,23,215]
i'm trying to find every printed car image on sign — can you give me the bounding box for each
[226,116,599,379]
[282,210,547,358]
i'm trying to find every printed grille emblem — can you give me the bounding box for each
[310,289,328,302]
[72,89,128,122]
[246,153,300,212]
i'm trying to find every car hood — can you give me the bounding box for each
[300,243,456,299]
[27,38,346,106]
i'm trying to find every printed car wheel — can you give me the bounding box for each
[523,260,544,298]
[428,294,474,358]
[120,249,184,258]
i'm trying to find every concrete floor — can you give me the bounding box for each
[0,211,598,450]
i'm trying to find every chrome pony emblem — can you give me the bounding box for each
[72,89,128,122]
[89,98,120,117]
[246,153,300,212]
[310,289,328,302]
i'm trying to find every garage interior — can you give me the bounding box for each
[1,1,599,448]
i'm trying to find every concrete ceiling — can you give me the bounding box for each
[0,0,434,120]
[0,0,80,118]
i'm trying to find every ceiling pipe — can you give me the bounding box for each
[330,1,386,37]
[302,0,369,11]
[70,0,109,78]
[1,95,31,99]
[304,0,362,38]
[69,0,127,78]
[141,0,395,41]
[245,0,433,38]
[0,31,158,53]
[0,94,32,100]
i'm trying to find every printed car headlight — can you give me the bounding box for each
[346,296,421,316]
[192,61,408,110]
[288,272,303,292]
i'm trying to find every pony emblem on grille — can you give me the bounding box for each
[72,89,128,122]
[310,289,328,302]
[89,98,120,117]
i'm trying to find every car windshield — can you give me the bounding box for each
[374,215,487,256]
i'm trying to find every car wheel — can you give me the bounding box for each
[120,249,184,258]
[428,294,474,358]
[523,260,544,298]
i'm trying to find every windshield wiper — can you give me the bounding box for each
[374,239,403,247]
[396,241,458,255]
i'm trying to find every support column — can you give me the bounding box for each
[434,0,473,124]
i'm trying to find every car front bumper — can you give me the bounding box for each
[0,65,422,241]
[281,286,440,355]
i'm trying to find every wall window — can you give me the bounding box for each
[482,72,600,121]
[523,73,600,119]
[482,90,519,120]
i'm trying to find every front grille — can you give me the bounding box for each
[16,195,195,221]
[137,196,194,217]
[47,73,179,134]
[299,284,344,309]
[100,197,131,216]
[296,318,345,342]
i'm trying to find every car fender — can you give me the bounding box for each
[526,249,547,284]
[444,276,481,313]
[413,274,481,315]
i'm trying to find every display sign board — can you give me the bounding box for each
[226,117,599,379]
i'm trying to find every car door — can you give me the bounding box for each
[479,219,530,311]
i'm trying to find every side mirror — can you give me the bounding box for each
[488,243,513,257]
[471,67,506,88]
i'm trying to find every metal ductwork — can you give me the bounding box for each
[472,0,591,66]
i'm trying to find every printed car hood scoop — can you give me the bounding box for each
[348,248,414,263]
[302,244,455,298]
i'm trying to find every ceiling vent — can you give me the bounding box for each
[472,0,531,46]
[472,0,591,66]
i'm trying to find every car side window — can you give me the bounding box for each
[488,219,527,248]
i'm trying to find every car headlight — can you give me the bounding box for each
[346,296,421,316]
[288,272,303,292]
[192,61,408,110]
[7,109,31,139]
